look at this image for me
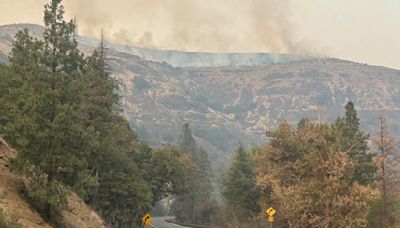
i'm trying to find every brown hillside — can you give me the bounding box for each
[0,137,106,228]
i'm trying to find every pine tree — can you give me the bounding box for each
[0,65,22,130]
[9,29,42,77]
[178,123,196,156]
[3,0,92,220]
[193,146,213,197]
[92,120,152,227]
[173,123,214,224]
[79,37,119,199]
[80,41,154,226]
[222,144,260,225]
[42,0,83,74]
[335,101,376,185]
[172,154,201,223]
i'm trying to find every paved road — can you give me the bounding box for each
[150,217,189,228]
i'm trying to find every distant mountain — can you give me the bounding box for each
[1,24,400,172]
[0,24,317,68]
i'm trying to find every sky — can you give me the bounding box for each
[0,0,399,69]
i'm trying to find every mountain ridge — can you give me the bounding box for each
[1,23,400,171]
[1,23,320,68]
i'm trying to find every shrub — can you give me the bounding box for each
[0,208,22,228]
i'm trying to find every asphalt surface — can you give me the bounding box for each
[150,217,189,228]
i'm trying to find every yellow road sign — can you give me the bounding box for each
[268,216,274,222]
[142,213,153,225]
[266,207,276,216]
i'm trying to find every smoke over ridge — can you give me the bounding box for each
[64,0,316,54]
[0,0,319,55]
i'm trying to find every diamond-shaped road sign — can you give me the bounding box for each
[142,213,153,225]
[266,207,276,216]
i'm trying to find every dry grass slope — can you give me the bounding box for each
[0,137,106,228]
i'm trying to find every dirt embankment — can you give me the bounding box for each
[0,137,106,228]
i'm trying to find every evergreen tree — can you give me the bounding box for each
[9,29,42,77]
[222,144,260,226]
[193,146,213,197]
[92,118,152,227]
[42,0,83,74]
[173,123,214,224]
[335,102,376,185]
[78,38,119,198]
[172,154,201,223]
[3,0,92,220]
[0,65,21,130]
[79,36,156,227]
[178,123,196,156]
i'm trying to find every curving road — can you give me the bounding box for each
[150,217,189,228]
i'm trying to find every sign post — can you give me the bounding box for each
[266,207,276,228]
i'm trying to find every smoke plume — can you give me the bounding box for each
[62,0,317,54]
[0,0,317,54]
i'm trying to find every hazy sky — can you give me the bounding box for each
[0,0,399,69]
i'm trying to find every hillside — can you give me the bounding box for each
[0,137,106,228]
[1,24,400,170]
[109,53,400,170]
